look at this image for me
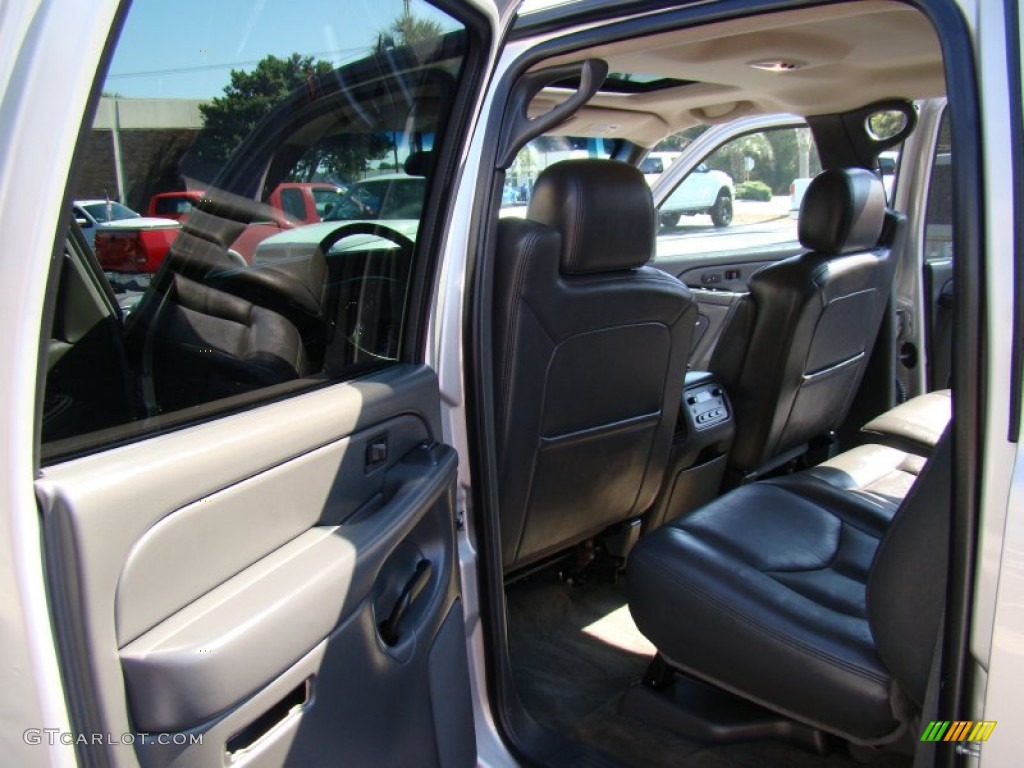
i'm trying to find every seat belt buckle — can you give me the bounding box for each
[955,742,982,759]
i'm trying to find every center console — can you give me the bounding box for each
[645,371,735,531]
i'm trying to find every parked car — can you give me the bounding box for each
[323,174,426,221]
[267,182,351,223]
[72,199,176,248]
[113,183,354,274]
[74,199,180,273]
[2,2,1019,768]
[655,162,735,228]
[148,183,349,226]
[146,190,204,222]
[639,150,680,181]
[501,184,520,205]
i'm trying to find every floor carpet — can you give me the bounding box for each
[505,566,912,768]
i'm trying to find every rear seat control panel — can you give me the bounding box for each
[646,372,734,531]
[684,381,730,430]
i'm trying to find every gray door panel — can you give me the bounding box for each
[37,364,472,768]
[675,255,783,292]
[656,247,803,370]
[687,289,744,371]
[657,245,802,291]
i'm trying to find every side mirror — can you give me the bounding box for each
[75,217,90,227]
[695,163,709,173]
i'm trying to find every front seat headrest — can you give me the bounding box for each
[527,159,655,274]
[403,150,434,177]
[799,168,886,255]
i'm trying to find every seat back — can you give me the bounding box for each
[868,426,951,707]
[126,191,315,413]
[711,168,905,475]
[493,159,696,572]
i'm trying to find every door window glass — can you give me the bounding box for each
[43,0,470,461]
[653,125,820,261]
[923,110,953,262]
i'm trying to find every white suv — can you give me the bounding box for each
[644,152,736,228]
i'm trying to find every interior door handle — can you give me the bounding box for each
[379,559,432,645]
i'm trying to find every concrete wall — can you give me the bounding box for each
[74,97,207,212]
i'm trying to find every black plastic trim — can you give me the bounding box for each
[496,58,609,168]
[1007,0,1023,442]
[399,0,493,368]
[808,99,917,171]
[903,3,984,766]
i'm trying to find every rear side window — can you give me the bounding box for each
[153,196,194,216]
[653,124,821,260]
[640,157,664,174]
[42,0,470,461]
[923,110,953,261]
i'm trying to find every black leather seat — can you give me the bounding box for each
[710,168,906,478]
[129,271,309,412]
[493,159,697,573]
[168,191,330,340]
[799,389,951,514]
[627,428,951,744]
[127,190,318,412]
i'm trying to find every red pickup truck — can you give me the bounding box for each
[97,182,347,274]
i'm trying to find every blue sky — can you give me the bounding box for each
[105,0,460,99]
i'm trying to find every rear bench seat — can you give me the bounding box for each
[797,389,950,515]
[626,391,951,744]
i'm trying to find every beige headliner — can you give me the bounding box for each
[528,1,945,147]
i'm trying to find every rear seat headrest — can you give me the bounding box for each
[526,159,655,275]
[798,168,886,255]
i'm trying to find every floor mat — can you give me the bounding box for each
[505,567,911,768]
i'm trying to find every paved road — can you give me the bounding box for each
[655,213,798,259]
[500,196,801,260]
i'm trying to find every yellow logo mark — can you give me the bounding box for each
[921,720,997,742]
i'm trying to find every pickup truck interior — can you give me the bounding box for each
[36,0,974,766]
[481,2,966,767]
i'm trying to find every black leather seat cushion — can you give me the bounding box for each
[628,417,954,745]
[627,476,902,742]
[801,443,926,516]
[169,194,329,330]
[141,272,308,410]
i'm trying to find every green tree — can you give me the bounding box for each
[867,110,908,141]
[376,10,444,51]
[705,133,775,184]
[189,53,392,182]
[655,125,708,152]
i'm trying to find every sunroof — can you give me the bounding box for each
[554,72,695,94]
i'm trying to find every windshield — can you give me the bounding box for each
[325,177,426,221]
[82,202,139,222]
[311,188,348,218]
